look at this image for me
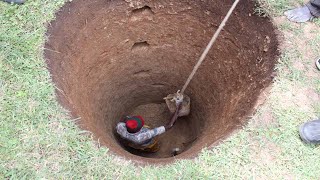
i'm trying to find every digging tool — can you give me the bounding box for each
[165,0,241,116]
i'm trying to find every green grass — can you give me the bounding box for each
[313,17,320,26]
[255,0,303,16]
[1,0,320,179]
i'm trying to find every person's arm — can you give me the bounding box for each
[117,122,165,144]
[133,127,166,144]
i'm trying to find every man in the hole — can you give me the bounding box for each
[116,104,182,153]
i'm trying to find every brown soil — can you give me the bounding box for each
[44,0,279,164]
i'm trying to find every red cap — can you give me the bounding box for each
[125,116,144,133]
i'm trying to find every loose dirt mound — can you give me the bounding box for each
[45,0,279,164]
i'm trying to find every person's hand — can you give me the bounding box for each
[165,123,173,131]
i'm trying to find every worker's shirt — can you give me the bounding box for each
[116,122,165,145]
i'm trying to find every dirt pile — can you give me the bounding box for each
[45,0,279,164]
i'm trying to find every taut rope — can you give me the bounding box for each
[180,0,240,94]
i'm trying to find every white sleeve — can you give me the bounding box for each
[152,126,166,136]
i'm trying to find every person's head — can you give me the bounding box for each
[125,116,144,133]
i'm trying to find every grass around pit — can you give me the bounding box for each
[1,0,320,179]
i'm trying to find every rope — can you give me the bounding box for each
[180,0,240,94]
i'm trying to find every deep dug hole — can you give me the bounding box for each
[45,0,279,163]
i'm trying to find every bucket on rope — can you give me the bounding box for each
[164,91,190,117]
